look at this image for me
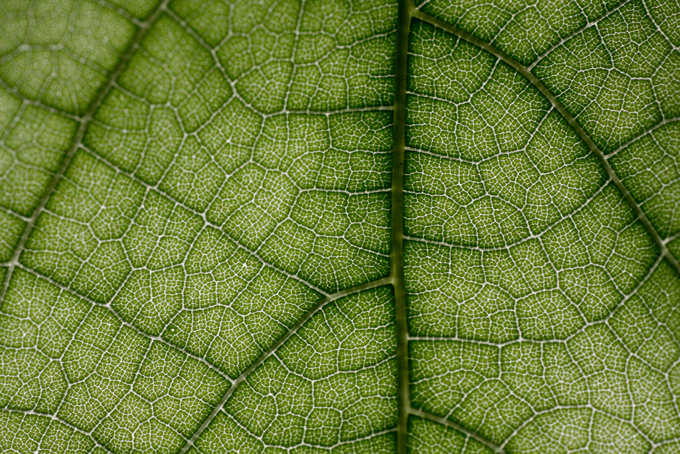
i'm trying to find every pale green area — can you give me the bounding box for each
[410,260,680,448]
[505,408,652,453]
[0,269,228,452]
[0,0,398,452]
[416,0,626,66]
[194,287,397,452]
[0,90,77,217]
[192,412,396,454]
[0,211,25,262]
[22,149,321,377]
[0,0,679,452]
[409,417,493,454]
[83,0,396,293]
[0,411,109,454]
[0,0,136,114]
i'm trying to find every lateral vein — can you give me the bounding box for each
[177,276,393,453]
[412,8,680,276]
[0,0,171,307]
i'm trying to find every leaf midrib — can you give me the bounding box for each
[391,1,412,453]
[0,0,675,452]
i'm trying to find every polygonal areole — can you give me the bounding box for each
[0,0,679,453]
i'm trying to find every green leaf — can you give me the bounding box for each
[1,0,679,453]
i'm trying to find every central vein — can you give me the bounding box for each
[391,0,413,453]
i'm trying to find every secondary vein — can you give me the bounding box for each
[412,8,680,277]
[177,276,393,453]
[0,0,170,308]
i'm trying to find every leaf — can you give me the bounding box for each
[0,0,679,453]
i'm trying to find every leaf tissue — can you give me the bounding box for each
[0,0,679,452]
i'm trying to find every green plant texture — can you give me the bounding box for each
[1,0,679,452]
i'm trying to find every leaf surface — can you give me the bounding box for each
[0,0,679,453]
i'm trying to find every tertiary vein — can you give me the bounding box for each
[79,145,330,297]
[0,408,114,454]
